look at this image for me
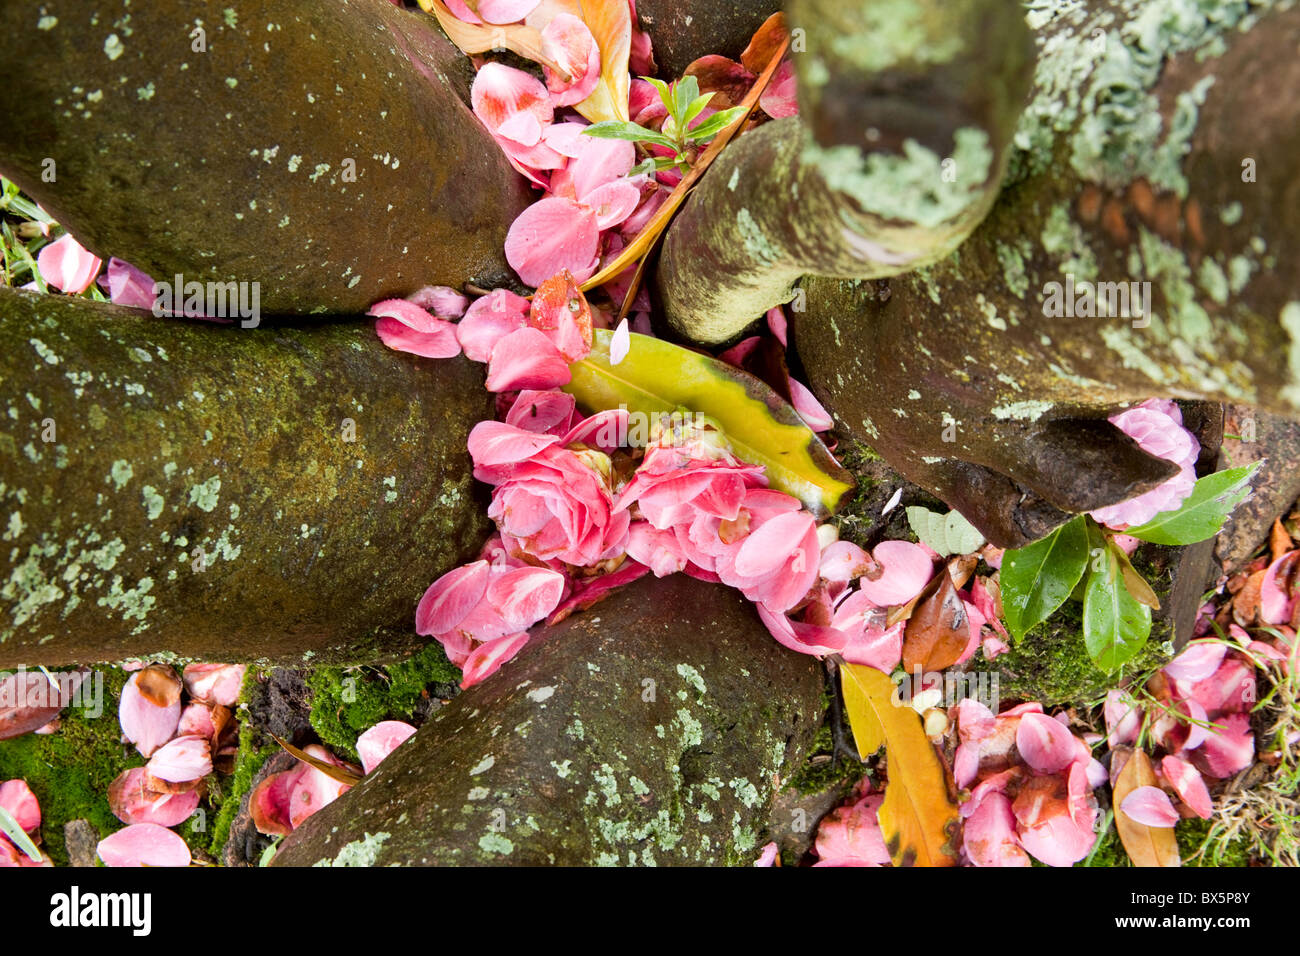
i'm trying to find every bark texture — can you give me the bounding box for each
[272,575,824,867]
[0,289,492,667]
[634,0,781,79]
[0,0,531,315]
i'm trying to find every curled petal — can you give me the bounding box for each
[505,197,600,288]
[858,541,933,607]
[416,560,491,636]
[461,632,532,689]
[1120,785,1180,828]
[541,14,601,107]
[486,327,573,392]
[1161,755,1213,819]
[37,233,102,294]
[1016,712,1078,775]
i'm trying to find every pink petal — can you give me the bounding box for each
[357,721,418,775]
[1163,642,1228,683]
[964,791,1030,867]
[790,378,833,432]
[567,135,636,203]
[506,389,578,435]
[472,62,553,134]
[104,257,157,309]
[1194,713,1255,778]
[416,560,491,636]
[460,632,532,688]
[182,663,246,707]
[468,420,560,466]
[475,0,541,25]
[583,179,642,231]
[1104,689,1142,748]
[288,747,352,829]
[1016,712,1078,774]
[759,59,799,118]
[505,196,600,288]
[820,541,872,582]
[97,823,192,868]
[858,541,933,607]
[250,767,304,836]
[406,285,469,318]
[0,779,41,833]
[541,14,601,107]
[118,671,182,758]
[486,566,567,631]
[1120,785,1180,827]
[108,767,201,828]
[609,318,631,366]
[486,327,573,392]
[813,792,890,866]
[1260,550,1298,625]
[37,233,102,294]
[766,306,788,346]
[734,511,813,578]
[177,702,217,739]
[754,841,779,866]
[1161,755,1213,819]
[146,734,213,784]
[456,289,531,363]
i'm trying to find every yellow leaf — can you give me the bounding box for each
[1112,746,1181,867]
[839,663,960,867]
[419,0,556,69]
[573,0,631,124]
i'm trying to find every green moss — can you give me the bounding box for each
[784,704,867,797]
[1177,817,1254,867]
[0,670,138,866]
[206,716,276,859]
[306,642,460,761]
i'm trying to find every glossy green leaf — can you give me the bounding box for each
[1082,538,1153,672]
[583,120,678,151]
[686,106,750,143]
[905,506,985,558]
[565,329,855,517]
[1000,515,1089,642]
[1123,463,1260,545]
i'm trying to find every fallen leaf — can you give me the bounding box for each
[839,663,960,867]
[902,571,970,673]
[565,329,854,516]
[1112,746,1180,867]
[270,734,363,787]
[740,11,789,74]
[420,0,557,69]
[1270,518,1293,564]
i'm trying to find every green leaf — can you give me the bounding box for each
[0,805,42,863]
[643,76,674,113]
[582,121,679,151]
[672,75,700,124]
[1082,539,1153,671]
[905,506,985,558]
[1000,516,1090,642]
[565,329,855,517]
[685,106,750,143]
[681,90,716,127]
[1122,463,1260,545]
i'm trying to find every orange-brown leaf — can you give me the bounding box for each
[1112,747,1181,867]
[839,663,960,867]
[740,12,789,74]
[902,573,971,673]
[1270,518,1294,563]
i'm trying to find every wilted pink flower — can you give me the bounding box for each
[97,823,191,868]
[1090,399,1199,529]
[102,257,157,309]
[37,233,102,294]
[370,298,462,359]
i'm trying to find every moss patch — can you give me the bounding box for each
[306,642,460,762]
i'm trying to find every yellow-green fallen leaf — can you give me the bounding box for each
[565,329,855,517]
[839,662,960,867]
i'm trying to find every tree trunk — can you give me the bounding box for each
[0,0,531,315]
[0,289,491,667]
[272,574,824,867]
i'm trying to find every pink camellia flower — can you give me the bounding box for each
[1090,399,1199,529]
[813,786,891,866]
[37,233,102,294]
[471,62,565,183]
[370,298,462,359]
[541,14,601,106]
[445,0,540,25]
[102,257,157,309]
[108,767,201,828]
[97,823,192,868]
[356,721,418,775]
[469,419,630,568]
[118,665,183,758]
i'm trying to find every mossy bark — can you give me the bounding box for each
[0,289,492,667]
[272,575,824,867]
[0,0,531,314]
[793,2,1300,548]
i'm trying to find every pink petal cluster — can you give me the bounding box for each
[36,233,102,294]
[369,298,461,359]
[1090,399,1199,529]
[955,701,1104,867]
[0,779,51,867]
[812,783,891,866]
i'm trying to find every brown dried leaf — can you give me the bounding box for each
[902,573,971,673]
[740,11,789,74]
[683,55,756,109]
[271,734,363,787]
[1270,519,1294,564]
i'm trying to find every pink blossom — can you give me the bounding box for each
[1090,399,1199,529]
[541,14,601,106]
[108,767,200,828]
[37,233,102,294]
[357,721,418,775]
[370,298,462,359]
[97,823,191,868]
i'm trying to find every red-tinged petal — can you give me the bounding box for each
[104,257,156,309]
[1161,755,1213,819]
[468,421,560,467]
[177,702,216,739]
[37,233,102,294]
[1120,785,1180,827]
[108,767,200,828]
[0,669,86,741]
[486,327,573,392]
[506,389,578,435]
[357,721,418,775]
[858,540,934,607]
[472,62,553,134]
[759,58,799,118]
[1194,713,1255,778]
[790,377,833,432]
[460,632,532,689]
[250,767,304,836]
[964,791,1030,867]
[288,763,351,830]
[118,671,181,758]
[756,603,846,657]
[182,662,246,707]
[609,318,631,366]
[506,197,600,288]
[1016,712,1078,775]
[375,315,462,359]
[486,566,567,632]
[498,108,545,146]
[97,823,191,868]
[1163,641,1228,683]
[0,779,40,833]
[416,560,491,636]
[146,734,213,784]
[541,14,601,107]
